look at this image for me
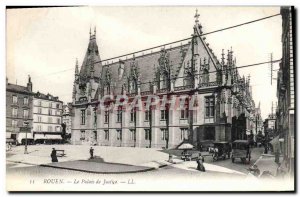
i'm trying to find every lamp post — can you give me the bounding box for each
[24,120,29,154]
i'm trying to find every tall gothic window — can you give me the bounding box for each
[117,109,122,123]
[205,97,215,117]
[145,129,150,140]
[180,128,189,140]
[161,128,168,140]
[81,109,86,125]
[160,110,167,120]
[180,108,189,119]
[104,130,109,140]
[130,108,136,122]
[104,110,109,123]
[130,129,136,140]
[80,130,85,140]
[117,129,122,140]
[145,110,150,121]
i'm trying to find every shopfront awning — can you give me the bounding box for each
[34,134,47,140]
[17,133,33,143]
[45,134,62,140]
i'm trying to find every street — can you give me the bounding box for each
[7,145,282,191]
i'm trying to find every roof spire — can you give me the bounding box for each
[194,9,203,34]
[221,49,225,66]
[248,74,251,85]
[194,9,200,24]
[94,26,96,37]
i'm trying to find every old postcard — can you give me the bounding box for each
[5,6,295,192]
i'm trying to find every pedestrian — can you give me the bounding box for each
[51,148,58,162]
[90,147,94,159]
[199,153,204,162]
[264,144,268,154]
[9,142,12,150]
[196,153,205,172]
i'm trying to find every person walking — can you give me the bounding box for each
[90,147,94,159]
[51,148,58,162]
[196,153,205,172]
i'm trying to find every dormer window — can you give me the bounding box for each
[118,62,125,79]
[106,85,110,95]
[160,75,167,89]
[203,69,209,83]
[129,80,136,93]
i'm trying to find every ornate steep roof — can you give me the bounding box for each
[100,44,190,95]
[79,29,102,79]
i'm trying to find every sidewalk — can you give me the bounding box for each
[40,160,156,174]
[252,153,283,176]
[6,145,173,173]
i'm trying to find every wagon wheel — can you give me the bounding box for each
[241,158,246,164]
[213,155,217,161]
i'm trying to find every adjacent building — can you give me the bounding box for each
[263,113,277,141]
[71,11,257,148]
[62,103,72,138]
[276,6,295,176]
[6,76,34,144]
[32,92,63,144]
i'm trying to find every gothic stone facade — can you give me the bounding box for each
[71,16,257,148]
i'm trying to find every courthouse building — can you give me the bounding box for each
[71,12,257,148]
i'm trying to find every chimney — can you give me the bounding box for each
[27,75,32,92]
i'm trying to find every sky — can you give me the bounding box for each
[6,6,282,119]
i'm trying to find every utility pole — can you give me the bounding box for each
[270,53,273,85]
[24,121,29,154]
[271,101,273,117]
[270,53,277,85]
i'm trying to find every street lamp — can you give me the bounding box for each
[24,120,29,154]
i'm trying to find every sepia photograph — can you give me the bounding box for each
[5,6,295,192]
